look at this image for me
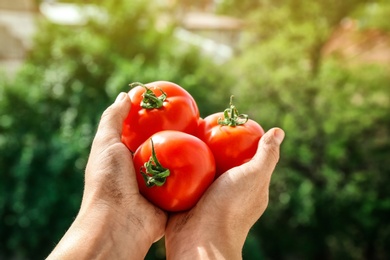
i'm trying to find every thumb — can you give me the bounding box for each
[93,92,131,148]
[249,127,285,179]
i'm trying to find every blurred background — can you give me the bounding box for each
[1,0,389,259]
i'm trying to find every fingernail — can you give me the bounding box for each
[273,128,285,145]
[115,92,126,103]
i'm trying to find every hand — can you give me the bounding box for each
[47,93,167,260]
[165,127,285,259]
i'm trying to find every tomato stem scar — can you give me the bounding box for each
[140,139,170,187]
[218,95,249,126]
[129,82,167,109]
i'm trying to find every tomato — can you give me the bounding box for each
[121,81,199,153]
[197,96,264,177]
[133,130,216,212]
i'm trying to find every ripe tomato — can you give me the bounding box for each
[197,96,264,177]
[121,81,199,153]
[133,130,216,212]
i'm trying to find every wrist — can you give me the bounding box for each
[165,217,248,260]
[48,203,153,260]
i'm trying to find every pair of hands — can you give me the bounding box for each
[47,92,285,260]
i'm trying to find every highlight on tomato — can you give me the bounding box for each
[133,130,216,212]
[197,96,265,178]
[121,81,200,153]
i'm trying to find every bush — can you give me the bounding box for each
[2,0,390,259]
[230,59,390,259]
[0,1,230,258]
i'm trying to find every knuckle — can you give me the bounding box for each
[100,105,115,122]
[260,135,281,164]
[261,145,280,165]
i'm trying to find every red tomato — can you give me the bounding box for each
[121,81,199,152]
[133,130,216,212]
[197,97,264,177]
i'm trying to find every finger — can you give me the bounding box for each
[92,92,131,149]
[247,127,285,180]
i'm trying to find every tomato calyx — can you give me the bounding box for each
[218,95,249,126]
[130,82,167,109]
[140,139,170,187]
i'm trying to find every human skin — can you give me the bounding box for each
[165,127,285,259]
[47,92,167,260]
[47,92,284,260]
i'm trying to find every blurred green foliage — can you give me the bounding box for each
[0,1,230,259]
[220,0,390,259]
[1,0,390,259]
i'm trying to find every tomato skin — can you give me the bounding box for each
[121,81,200,153]
[197,112,264,177]
[133,130,216,212]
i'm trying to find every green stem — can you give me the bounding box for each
[218,95,249,126]
[129,82,167,109]
[140,139,170,187]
